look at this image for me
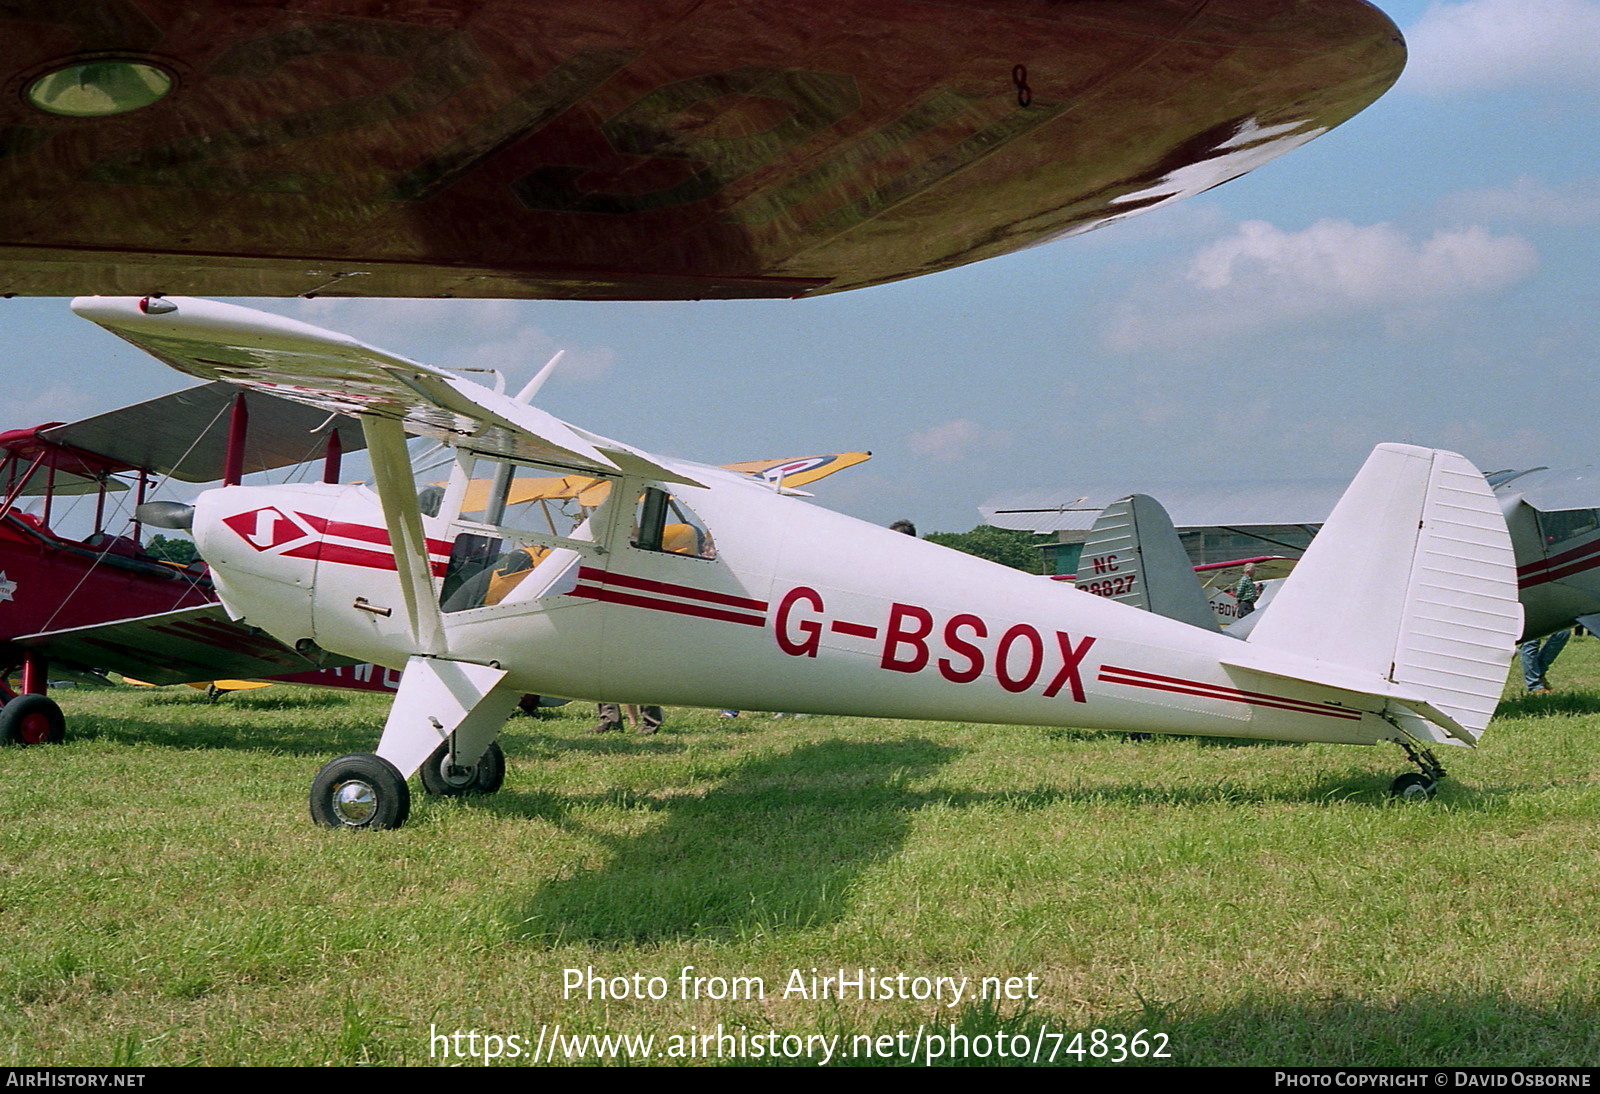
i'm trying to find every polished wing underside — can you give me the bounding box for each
[1,1,1403,299]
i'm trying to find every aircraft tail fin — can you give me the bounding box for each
[1075,494,1219,632]
[1239,444,1521,744]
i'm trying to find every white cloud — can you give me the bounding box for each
[906,419,1012,463]
[1103,219,1538,351]
[1440,175,1600,226]
[1404,0,1600,94]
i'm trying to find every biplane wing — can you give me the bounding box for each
[39,381,366,483]
[0,1,1404,300]
[14,604,359,687]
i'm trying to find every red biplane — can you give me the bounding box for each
[0,383,369,742]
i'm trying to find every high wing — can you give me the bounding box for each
[1,1,1403,300]
[69,297,704,489]
[14,605,359,687]
[1495,467,1600,515]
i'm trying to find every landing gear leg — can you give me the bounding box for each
[420,739,505,797]
[1389,741,1447,801]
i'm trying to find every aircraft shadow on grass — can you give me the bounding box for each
[502,737,962,945]
[492,736,1519,946]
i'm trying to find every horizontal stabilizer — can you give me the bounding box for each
[1244,445,1520,744]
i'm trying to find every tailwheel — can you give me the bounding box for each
[309,753,410,830]
[420,740,505,797]
[1389,771,1437,802]
[1391,740,1446,802]
[0,694,66,746]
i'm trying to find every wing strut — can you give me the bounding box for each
[361,416,446,656]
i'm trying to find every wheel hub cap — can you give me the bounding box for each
[19,713,50,744]
[333,779,378,825]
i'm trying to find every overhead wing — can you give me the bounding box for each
[1496,467,1600,515]
[14,605,360,687]
[70,296,704,489]
[40,382,366,483]
[721,452,872,489]
[1,2,1402,300]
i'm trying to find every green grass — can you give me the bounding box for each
[5,640,1600,1066]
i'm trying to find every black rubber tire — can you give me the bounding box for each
[1389,772,1437,802]
[0,694,65,746]
[309,753,410,829]
[420,740,505,797]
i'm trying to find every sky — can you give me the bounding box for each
[5,0,1599,536]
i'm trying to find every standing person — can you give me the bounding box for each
[1519,629,1572,694]
[890,519,917,536]
[1233,562,1260,618]
[592,703,665,734]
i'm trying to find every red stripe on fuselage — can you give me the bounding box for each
[1518,538,1600,589]
[575,566,767,612]
[298,512,451,557]
[1098,664,1363,721]
[285,541,449,577]
[570,582,766,627]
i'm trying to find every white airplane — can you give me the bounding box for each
[72,296,1521,828]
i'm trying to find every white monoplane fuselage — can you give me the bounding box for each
[197,471,1392,747]
[73,296,1520,827]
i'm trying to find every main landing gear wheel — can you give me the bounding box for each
[0,694,65,746]
[309,753,410,829]
[1389,772,1437,802]
[420,740,505,797]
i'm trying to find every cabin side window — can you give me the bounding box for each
[631,487,716,560]
[1536,508,1599,550]
[439,457,613,613]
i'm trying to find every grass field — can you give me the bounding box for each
[5,638,1600,1067]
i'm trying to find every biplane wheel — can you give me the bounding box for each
[0,695,65,746]
[1389,772,1437,802]
[309,753,410,830]
[420,740,505,797]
